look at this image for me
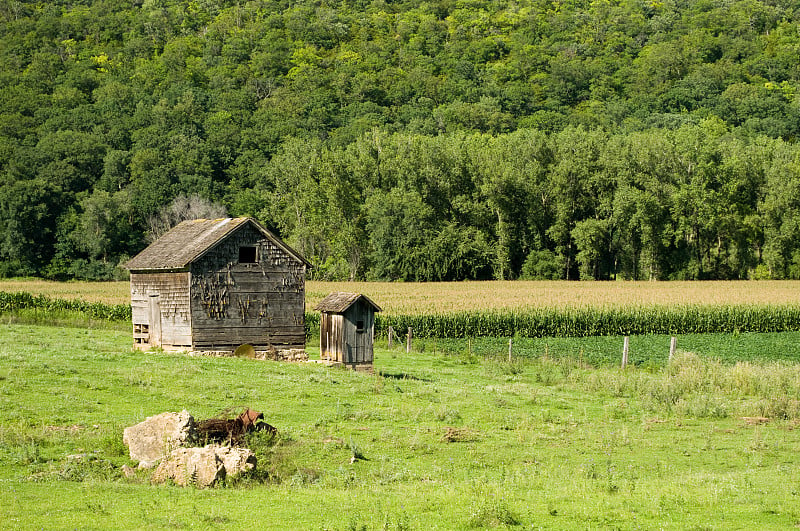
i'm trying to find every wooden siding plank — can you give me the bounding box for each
[129,272,192,349]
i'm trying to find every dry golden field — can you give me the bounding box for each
[2,278,799,314]
[307,280,800,313]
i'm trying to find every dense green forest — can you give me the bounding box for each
[2,0,800,281]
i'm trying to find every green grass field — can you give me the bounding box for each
[428,331,800,366]
[2,323,800,529]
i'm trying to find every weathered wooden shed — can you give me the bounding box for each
[124,217,310,354]
[314,292,381,370]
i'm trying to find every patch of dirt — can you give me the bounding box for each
[441,426,479,443]
[643,418,668,431]
[741,416,770,426]
[45,424,90,433]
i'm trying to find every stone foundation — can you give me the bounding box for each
[345,362,374,373]
[190,348,308,362]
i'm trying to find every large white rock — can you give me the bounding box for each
[151,445,256,487]
[215,446,257,478]
[123,410,196,469]
[151,446,224,487]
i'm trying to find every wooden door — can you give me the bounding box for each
[148,294,162,347]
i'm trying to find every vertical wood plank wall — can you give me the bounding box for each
[343,304,374,364]
[189,224,307,351]
[320,313,344,361]
[319,302,375,365]
[130,272,192,349]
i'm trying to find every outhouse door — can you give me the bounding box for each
[346,309,372,364]
[353,319,368,363]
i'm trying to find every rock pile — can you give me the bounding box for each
[123,410,196,469]
[122,408,271,487]
[255,348,308,362]
[152,445,256,487]
[190,348,308,362]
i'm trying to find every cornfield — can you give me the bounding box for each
[0,291,131,321]
[4,286,800,339]
[0,280,129,304]
[370,305,800,338]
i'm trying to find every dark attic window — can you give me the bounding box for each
[356,320,365,333]
[239,246,257,263]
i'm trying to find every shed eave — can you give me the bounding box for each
[122,217,312,271]
[314,292,382,313]
[128,266,191,274]
[187,217,312,269]
[252,219,313,269]
[163,217,246,268]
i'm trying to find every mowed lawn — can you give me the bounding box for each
[2,323,800,529]
[3,278,800,313]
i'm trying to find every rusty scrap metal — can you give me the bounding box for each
[196,408,277,445]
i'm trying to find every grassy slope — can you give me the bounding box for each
[2,325,800,529]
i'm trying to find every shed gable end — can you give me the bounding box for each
[127,217,309,354]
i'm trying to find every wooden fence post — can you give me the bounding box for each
[406,327,412,353]
[621,336,630,368]
[508,338,513,362]
[388,326,393,349]
[669,336,677,362]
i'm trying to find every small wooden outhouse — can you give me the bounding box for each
[314,292,381,370]
[124,217,310,354]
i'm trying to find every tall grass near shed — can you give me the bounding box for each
[579,352,800,419]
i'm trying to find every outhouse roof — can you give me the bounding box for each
[314,292,382,313]
[124,217,310,271]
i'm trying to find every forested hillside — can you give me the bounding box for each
[2,0,800,281]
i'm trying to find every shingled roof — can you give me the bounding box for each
[124,217,309,271]
[314,292,382,313]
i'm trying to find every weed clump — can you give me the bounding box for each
[467,488,522,528]
[578,352,800,419]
